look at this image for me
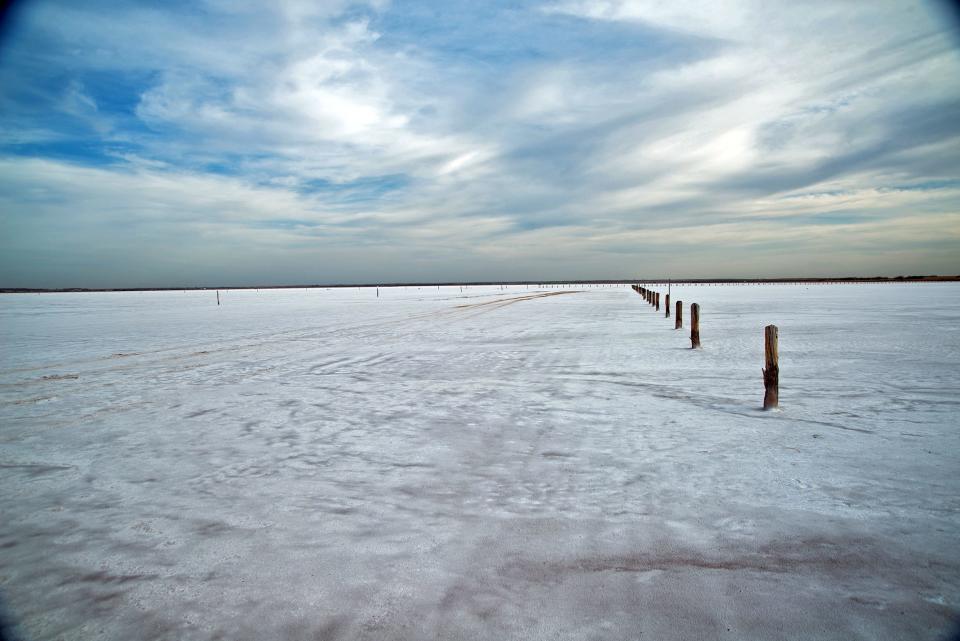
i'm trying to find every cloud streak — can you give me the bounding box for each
[1,0,958,286]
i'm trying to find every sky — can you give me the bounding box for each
[0,0,959,288]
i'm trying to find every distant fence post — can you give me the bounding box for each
[691,303,700,348]
[675,301,682,329]
[665,293,670,317]
[763,325,779,409]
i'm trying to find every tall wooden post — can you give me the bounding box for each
[763,325,779,409]
[675,301,682,329]
[690,303,700,348]
[655,292,660,311]
[665,294,670,317]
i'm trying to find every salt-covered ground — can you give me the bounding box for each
[1,283,958,641]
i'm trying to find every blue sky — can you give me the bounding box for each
[1,0,959,287]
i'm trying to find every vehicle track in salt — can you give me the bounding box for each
[0,290,586,414]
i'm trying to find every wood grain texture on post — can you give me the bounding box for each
[675,301,682,329]
[690,303,700,348]
[665,294,670,317]
[763,325,779,409]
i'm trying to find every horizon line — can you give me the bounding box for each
[3,275,959,293]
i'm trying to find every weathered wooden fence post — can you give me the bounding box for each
[655,292,660,311]
[763,325,779,409]
[675,301,682,329]
[690,303,700,348]
[216,290,220,306]
[665,293,670,317]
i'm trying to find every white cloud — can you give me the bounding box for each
[1,0,959,285]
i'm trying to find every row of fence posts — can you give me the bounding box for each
[630,283,778,409]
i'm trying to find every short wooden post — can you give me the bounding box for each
[763,325,779,409]
[690,303,700,348]
[665,294,670,317]
[675,300,682,329]
[655,292,660,311]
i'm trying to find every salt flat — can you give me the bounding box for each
[1,283,958,640]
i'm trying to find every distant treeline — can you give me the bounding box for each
[2,275,958,294]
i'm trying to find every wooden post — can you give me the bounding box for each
[216,290,220,306]
[690,303,700,348]
[655,292,660,311]
[675,301,682,329]
[763,325,779,409]
[665,294,670,317]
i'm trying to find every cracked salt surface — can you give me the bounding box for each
[1,283,959,640]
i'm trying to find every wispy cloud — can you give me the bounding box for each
[0,0,958,286]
